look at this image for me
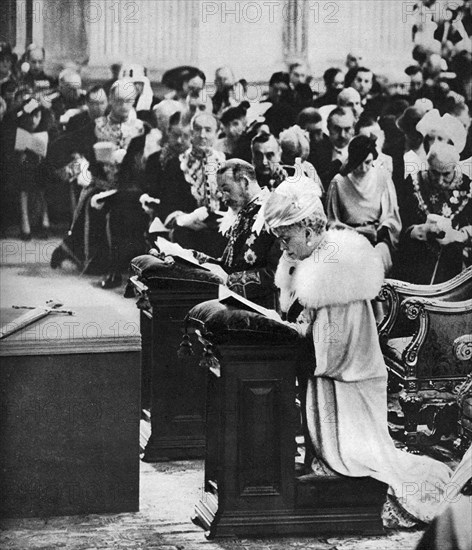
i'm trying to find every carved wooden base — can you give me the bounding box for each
[133,286,218,462]
[192,339,387,538]
[143,434,205,462]
[193,479,385,538]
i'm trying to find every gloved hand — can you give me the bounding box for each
[139,193,160,215]
[90,194,105,210]
[175,207,209,231]
[411,223,434,241]
[437,226,467,246]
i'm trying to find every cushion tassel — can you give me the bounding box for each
[177,316,194,357]
[199,344,220,370]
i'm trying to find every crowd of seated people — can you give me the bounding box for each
[0,9,470,293]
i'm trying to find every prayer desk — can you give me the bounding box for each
[0,306,141,518]
[129,254,221,461]
[187,300,387,538]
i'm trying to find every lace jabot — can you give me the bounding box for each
[179,147,225,212]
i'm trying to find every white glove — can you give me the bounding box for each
[139,193,160,215]
[76,157,92,187]
[176,207,209,228]
[437,226,467,246]
[111,148,127,165]
[411,223,433,241]
[164,211,185,228]
[90,194,105,210]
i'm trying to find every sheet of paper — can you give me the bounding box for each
[154,237,210,270]
[218,285,282,322]
[148,217,169,233]
[14,129,49,158]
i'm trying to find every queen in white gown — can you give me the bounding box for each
[262,179,453,526]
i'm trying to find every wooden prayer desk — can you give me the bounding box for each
[0,306,141,518]
[187,300,387,538]
[129,254,221,461]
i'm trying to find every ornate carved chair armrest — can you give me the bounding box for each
[454,335,472,364]
[454,337,472,405]
[376,282,401,340]
[401,297,472,369]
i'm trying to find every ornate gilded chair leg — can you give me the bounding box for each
[399,390,424,453]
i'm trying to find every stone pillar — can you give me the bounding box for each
[0,0,17,47]
[42,0,89,72]
[283,0,308,65]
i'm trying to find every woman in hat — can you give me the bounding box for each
[263,72,297,137]
[416,108,467,157]
[326,134,402,274]
[395,142,472,284]
[215,101,249,158]
[396,104,428,179]
[263,179,452,527]
[119,64,157,124]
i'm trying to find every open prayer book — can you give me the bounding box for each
[218,285,282,322]
[154,236,211,271]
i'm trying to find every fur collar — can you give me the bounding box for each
[276,229,384,310]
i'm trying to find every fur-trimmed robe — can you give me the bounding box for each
[276,228,452,524]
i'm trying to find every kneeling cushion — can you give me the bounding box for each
[187,299,300,346]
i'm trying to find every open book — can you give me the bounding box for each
[218,285,282,322]
[155,236,211,271]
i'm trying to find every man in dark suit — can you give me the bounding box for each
[308,106,355,191]
[313,67,344,107]
[251,133,288,190]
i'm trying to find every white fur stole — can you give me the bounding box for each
[275,229,384,310]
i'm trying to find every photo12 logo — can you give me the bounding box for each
[15,0,140,24]
[201,1,340,24]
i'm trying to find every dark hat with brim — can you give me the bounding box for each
[396,106,424,135]
[405,64,422,76]
[220,101,250,126]
[342,135,378,175]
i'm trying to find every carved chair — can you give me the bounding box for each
[377,266,472,342]
[379,286,472,448]
[376,268,472,448]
